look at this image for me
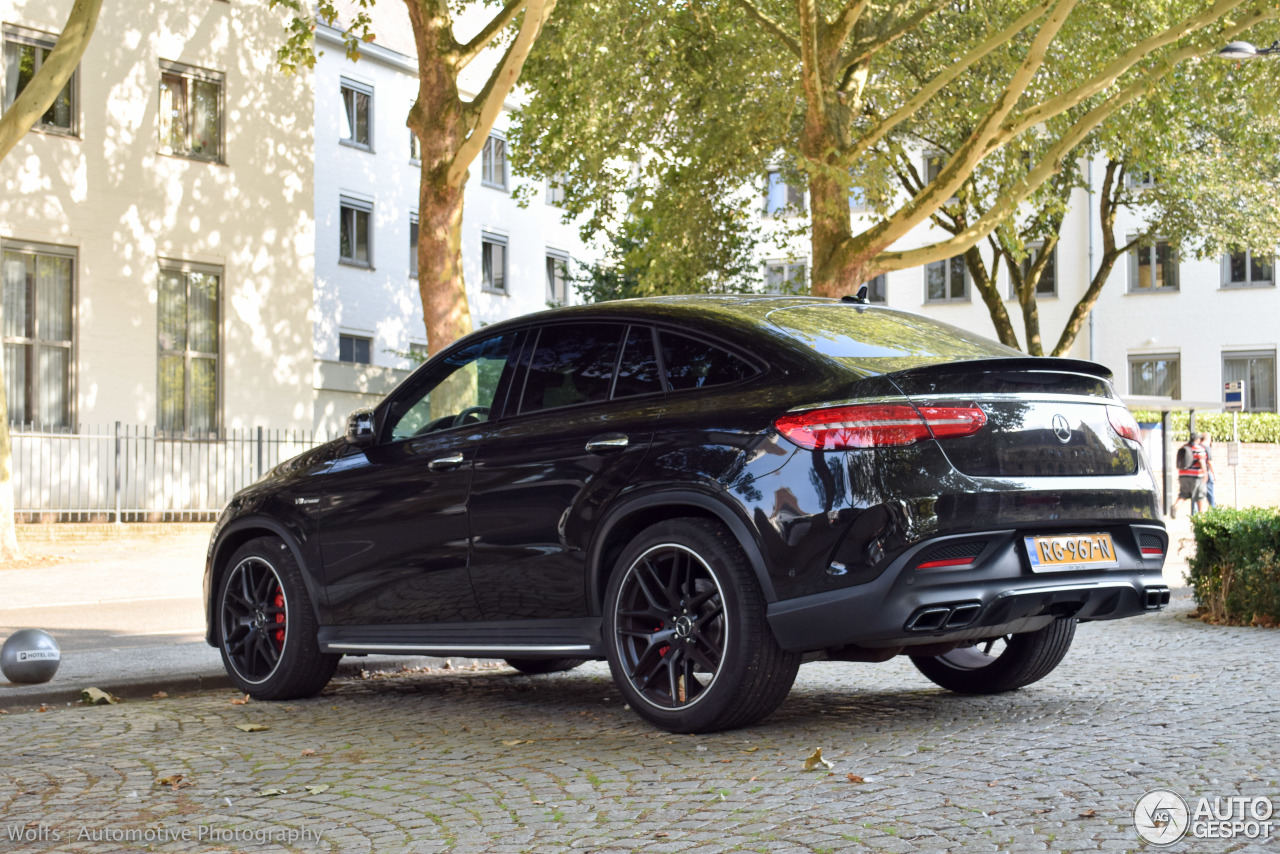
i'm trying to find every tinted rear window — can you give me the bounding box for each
[660,332,758,391]
[766,304,1019,370]
[519,323,623,413]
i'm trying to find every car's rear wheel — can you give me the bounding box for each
[910,617,1076,694]
[604,518,800,733]
[217,537,339,700]
[504,658,585,675]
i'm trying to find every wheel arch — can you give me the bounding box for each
[586,489,777,612]
[205,517,322,645]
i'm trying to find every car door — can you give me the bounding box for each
[467,322,665,620]
[316,331,520,626]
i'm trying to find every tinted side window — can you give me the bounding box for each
[386,333,515,441]
[613,325,662,399]
[660,331,757,391]
[519,323,624,414]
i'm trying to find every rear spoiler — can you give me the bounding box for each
[886,356,1113,383]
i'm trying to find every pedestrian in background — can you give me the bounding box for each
[1170,434,1207,518]
[1201,432,1216,508]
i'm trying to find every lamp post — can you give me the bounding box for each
[1216,40,1280,60]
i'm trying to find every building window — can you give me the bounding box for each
[1127,171,1156,189]
[765,170,806,215]
[482,135,508,190]
[1223,351,1276,412]
[1128,354,1180,398]
[546,251,569,305]
[482,233,507,294]
[546,174,567,206]
[158,262,219,435]
[765,261,806,294]
[1223,250,1274,288]
[925,255,968,303]
[3,26,76,135]
[866,273,887,304]
[410,128,420,162]
[1128,240,1177,292]
[159,61,223,162]
[339,334,372,365]
[339,197,373,267]
[340,79,372,149]
[408,341,428,361]
[409,215,419,277]
[849,185,870,211]
[924,152,946,184]
[1009,246,1057,298]
[2,243,74,427]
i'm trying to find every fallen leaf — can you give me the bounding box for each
[79,688,118,706]
[156,775,192,789]
[258,788,288,797]
[846,774,865,784]
[230,694,250,706]
[741,746,759,753]
[37,704,48,713]
[803,747,834,771]
[502,739,531,746]
[235,723,270,733]
[300,749,316,756]
[304,785,330,795]
[1078,809,1096,818]
[0,709,8,715]
[1033,808,1051,814]
[988,780,1000,787]
[151,692,168,700]
[654,832,669,838]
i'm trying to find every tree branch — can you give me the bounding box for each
[457,0,528,70]
[0,0,102,161]
[826,0,872,63]
[797,0,826,128]
[733,0,802,58]
[452,0,556,184]
[838,0,947,73]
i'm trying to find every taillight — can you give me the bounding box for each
[1107,405,1141,442]
[775,402,986,450]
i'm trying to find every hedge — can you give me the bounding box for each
[1129,410,1280,443]
[1188,506,1280,627]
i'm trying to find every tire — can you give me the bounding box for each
[504,658,585,675]
[216,536,339,700]
[910,617,1077,694]
[604,518,800,733]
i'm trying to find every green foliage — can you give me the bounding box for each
[1129,411,1280,444]
[1188,506,1280,626]
[269,0,377,74]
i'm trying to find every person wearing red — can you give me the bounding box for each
[1170,435,1207,518]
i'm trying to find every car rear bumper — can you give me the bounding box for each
[765,523,1170,652]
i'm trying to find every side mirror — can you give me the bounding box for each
[345,408,376,447]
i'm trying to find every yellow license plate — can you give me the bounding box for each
[1024,533,1119,572]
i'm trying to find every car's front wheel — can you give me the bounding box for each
[216,537,339,700]
[910,617,1076,694]
[604,518,800,733]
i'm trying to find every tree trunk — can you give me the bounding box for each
[807,168,860,297]
[417,168,472,356]
[964,245,1019,349]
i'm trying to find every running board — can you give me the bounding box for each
[317,619,604,659]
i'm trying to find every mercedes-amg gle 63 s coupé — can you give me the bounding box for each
[204,296,1169,732]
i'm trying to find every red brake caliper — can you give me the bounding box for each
[273,588,285,648]
[655,623,669,657]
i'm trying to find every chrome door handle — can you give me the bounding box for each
[585,433,629,453]
[428,453,465,471]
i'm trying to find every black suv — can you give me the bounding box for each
[204,296,1169,732]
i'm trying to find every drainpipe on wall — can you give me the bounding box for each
[1087,158,1095,362]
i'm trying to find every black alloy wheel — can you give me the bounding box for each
[604,518,800,733]
[910,617,1077,694]
[217,537,338,700]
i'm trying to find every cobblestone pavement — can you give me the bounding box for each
[1,594,1275,854]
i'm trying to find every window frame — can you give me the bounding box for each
[157,259,221,437]
[1127,239,1179,293]
[481,134,508,191]
[546,249,569,306]
[1222,249,1274,289]
[764,261,806,294]
[481,232,508,294]
[924,255,969,304]
[546,174,567,206]
[1008,244,1057,299]
[1222,349,1277,413]
[764,169,806,215]
[339,77,373,151]
[338,333,373,365]
[158,59,225,163]
[1,239,76,428]
[339,195,374,268]
[1128,353,1181,399]
[3,25,78,137]
[409,213,419,278]
[865,273,887,304]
